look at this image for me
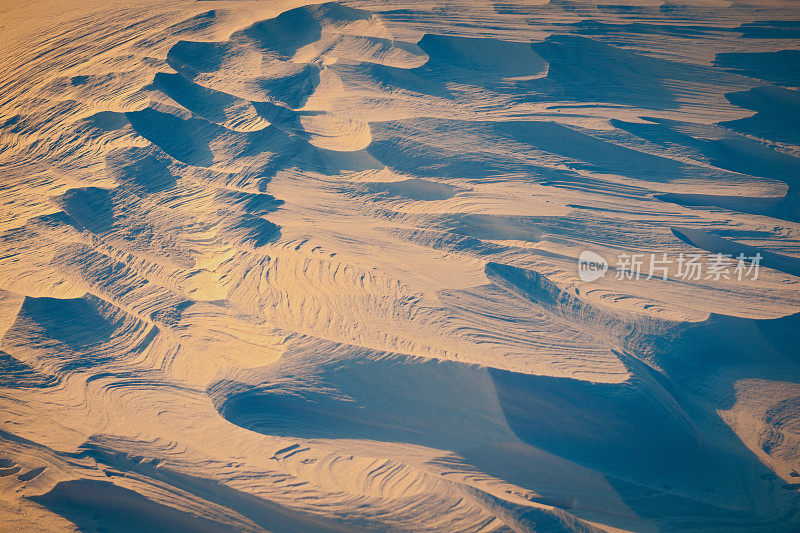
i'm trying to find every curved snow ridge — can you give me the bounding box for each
[655,192,791,220]
[151,72,271,133]
[233,2,426,67]
[210,335,699,483]
[212,245,627,377]
[485,261,687,366]
[530,34,754,117]
[29,436,369,533]
[722,86,800,147]
[484,261,800,512]
[0,294,158,380]
[671,227,800,278]
[484,260,800,374]
[483,259,800,394]
[614,115,800,220]
[115,99,377,174]
[165,38,321,109]
[57,142,285,258]
[366,117,780,196]
[417,33,547,79]
[71,434,601,533]
[435,284,628,380]
[162,3,422,153]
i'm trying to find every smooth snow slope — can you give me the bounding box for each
[1,0,800,531]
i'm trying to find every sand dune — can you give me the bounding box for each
[2,0,800,531]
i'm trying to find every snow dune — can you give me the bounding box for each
[1,0,800,531]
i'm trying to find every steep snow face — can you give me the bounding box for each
[2,0,800,531]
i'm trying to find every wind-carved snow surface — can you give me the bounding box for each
[1,0,800,531]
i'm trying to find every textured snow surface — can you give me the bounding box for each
[1,0,800,531]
